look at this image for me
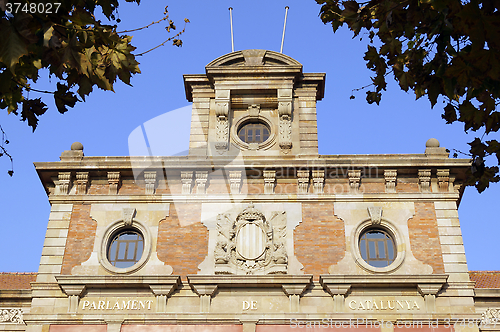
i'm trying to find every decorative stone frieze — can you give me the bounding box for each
[213,204,288,275]
[229,171,242,194]
[215,89,230,152]
[348,170,361,193]
[76,172,89,195]
[367,207,383,225]
[195,171,208,194]
[181,171,194,194]
[144,171,157,195]
[437,169,450,192]
[264,170,276,194]
[312,170,325,194]
[482,308,500,325]
[0,308,23,324]
[56,172,71,195]
[278,89,293,152]
[107,172,120,195]
[384,170,397,193]
[297,170,310,194]
[418,169,431,192]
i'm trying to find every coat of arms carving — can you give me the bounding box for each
[214,203,288,274]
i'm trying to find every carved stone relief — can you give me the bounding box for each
[482,308,500,325]
[198,202,304,275]
[384,170,397,193]
[418,169,431,192]
[213,204,287,275]
[215,90,230,152]
[0,308,23,324]
[278,90,293,153]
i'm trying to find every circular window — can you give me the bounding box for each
[238,122,270,143]
[359,228,396,268]
[107,230,144,268]
[100,219,151,274]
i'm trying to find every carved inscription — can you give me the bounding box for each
[81,299,153,311]
[348,299,421,311]
[242,300,258,311]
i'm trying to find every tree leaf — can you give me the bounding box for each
[0,19,29,73]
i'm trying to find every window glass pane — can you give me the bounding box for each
[368,241,376,258]
[360,239,366,260]
[238,122,270,143]
[359,229,396,268]
[108,230,144,268]
[378,241,386,258]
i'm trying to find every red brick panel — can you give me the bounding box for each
[157,203,208,276]
[294,202,346,279]
[407,203,444,274]
[61,205,96,275]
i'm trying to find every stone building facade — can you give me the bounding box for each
[1,50,499,332]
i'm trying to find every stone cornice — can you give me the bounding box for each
[320,274,448,295]
[48,192,462,204]
[55,275,181,290]
[187,275,312,288]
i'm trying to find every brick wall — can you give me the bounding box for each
[407,202,445,273]
[294,202,345,278]
[157,203,208,276]
[61,205,96,274]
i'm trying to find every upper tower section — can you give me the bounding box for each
[183,50,325,157]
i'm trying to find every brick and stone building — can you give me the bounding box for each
[1,50,499,332]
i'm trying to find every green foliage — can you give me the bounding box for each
[0,1,187,174]
[317,0,500,192]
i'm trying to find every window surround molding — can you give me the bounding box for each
[351,217,406,273]
[99,213,152,275]
[231,114,277,150]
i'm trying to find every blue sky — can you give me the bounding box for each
[0,0,498,272]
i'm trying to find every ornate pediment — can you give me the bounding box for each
[214,203,288,275]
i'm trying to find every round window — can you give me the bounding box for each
[359,229,396,268]
[107,229,144,268]
[238,122,270,143]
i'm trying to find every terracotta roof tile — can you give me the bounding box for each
[470,271,500,288]
[0,273,37,290]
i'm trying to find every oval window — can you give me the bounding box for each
[359,229,396,268]
[238,122,270,143]
[107,230,144,268]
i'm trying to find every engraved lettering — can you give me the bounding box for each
[82,300,90,309]
[349,300,356,310]
[89,301,96,310]
[131,300,138,310]
[243,300,250,311]
[251,301,257,310]
[122,300,131,310]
